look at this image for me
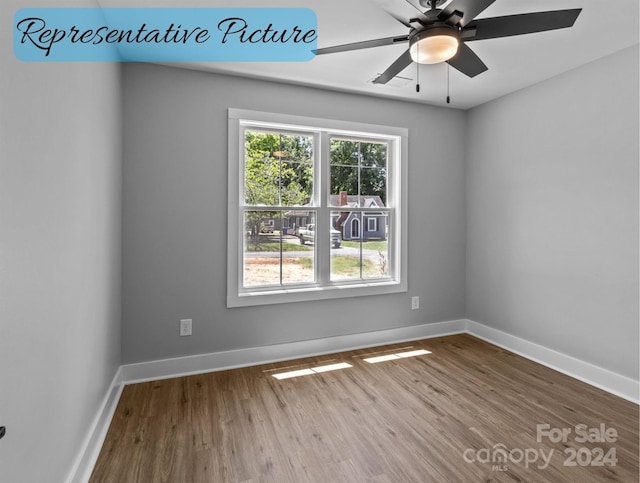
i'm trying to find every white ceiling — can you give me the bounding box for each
[104,0,639,109]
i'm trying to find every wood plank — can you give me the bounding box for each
[90,334,639,482]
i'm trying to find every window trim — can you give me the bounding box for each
[227,108,408,308]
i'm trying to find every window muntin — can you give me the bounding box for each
[228,109,407,307]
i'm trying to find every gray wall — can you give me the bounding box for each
[121,63,467,363]
[0,2,122,481]
[466,45,639,379]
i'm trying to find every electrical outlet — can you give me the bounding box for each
[180,319,192,336]
[411,296,419,310]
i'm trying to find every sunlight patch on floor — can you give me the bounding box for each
[363,349,431,364]
[272,362,353,380]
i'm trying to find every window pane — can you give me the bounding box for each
[360,141,387,168]
[329,138,387,207]
[330,165,358,207]
[363,213,389,280]
[243,211,315,288]
[284,209,316,286]
[360,167,386,203]
[331,211,389,282]
[244,131,313,207]
[281,159,313,206]
[244,210,280,287]
[330,138,359,166]
[331,211,362,281]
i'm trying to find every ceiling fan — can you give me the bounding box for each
[315,0,582,85]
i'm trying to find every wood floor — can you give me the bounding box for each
[90,334,639,482]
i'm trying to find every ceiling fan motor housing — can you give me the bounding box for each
[419,0,448,8]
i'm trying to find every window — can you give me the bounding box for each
[227,109,407,307]
[351,218,360,239]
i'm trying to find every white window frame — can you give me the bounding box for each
[367,217,377,233]
[227,108,408,308]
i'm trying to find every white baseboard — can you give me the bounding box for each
[121,319,468,384]
[119,319,639,404]
[66,367,124,483]
[465,319,639,404]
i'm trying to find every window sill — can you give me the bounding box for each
[227,280,407,308]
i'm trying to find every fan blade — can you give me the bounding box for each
[314,36,409,55]
[438,0,496,27]
[370,0,415,27]
[387,11,413,29]
[464,9,582,41]
[372,49,413,84]
[446,43,488,78]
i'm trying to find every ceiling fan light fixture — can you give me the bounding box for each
[409,28,459,64]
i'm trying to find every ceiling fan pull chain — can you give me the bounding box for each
[416,47,420,92]
[446,63,451,104]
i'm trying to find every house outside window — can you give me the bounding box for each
[227,109,408,307]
